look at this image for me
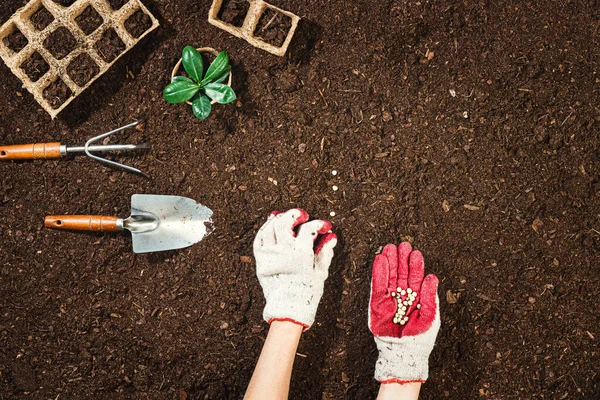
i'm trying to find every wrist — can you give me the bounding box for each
[377,381,422,399]
[266,320,303,347]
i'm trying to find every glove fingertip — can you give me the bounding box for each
[315,233,337,255]
[317,220,333,234]
[423,273,439,291]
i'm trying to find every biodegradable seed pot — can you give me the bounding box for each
[165,46,235,120]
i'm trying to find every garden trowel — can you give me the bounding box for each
[44,194,214,253]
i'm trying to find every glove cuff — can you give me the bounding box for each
[373,335,433,382]
[261,277,323,330]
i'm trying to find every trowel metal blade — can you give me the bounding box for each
[129,194,213,254]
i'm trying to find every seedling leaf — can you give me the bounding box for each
[163,80,200,104]
[203,51,230,83]
[211,65,232,85]
[171,75,193,83]
[182,46,204,82]
[192,94,212,120]
[204,82,236,104]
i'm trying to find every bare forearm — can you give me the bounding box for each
[244,321,303,400]
[377,382,422,400]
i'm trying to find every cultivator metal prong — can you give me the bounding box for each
[83,121,151,178]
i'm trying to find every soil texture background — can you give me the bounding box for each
[1,0,599,399]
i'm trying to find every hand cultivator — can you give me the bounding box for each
[0,121,149,177]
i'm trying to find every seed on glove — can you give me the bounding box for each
[393,286,418,325]
[417,303,421,309]
[390,287,421,325]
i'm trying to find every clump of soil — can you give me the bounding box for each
[253,8,292,47]
[30,6,55,31]
[43,78,72,109]
[20,51,49,82]
[94,28,125,63]
[107,0,129,11]
[44,27,77,60]
[67,53,99,86]
[51,0,76,6]
[218,0,249,27]
[3,29,28,53]
[75,5,103,35]
[124,10,152,39]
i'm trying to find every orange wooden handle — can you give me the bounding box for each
[44,215,120,232]
[0,142,62,160]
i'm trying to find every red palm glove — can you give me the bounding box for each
[369,242,440,384]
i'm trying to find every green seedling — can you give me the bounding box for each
[163,46,236,120]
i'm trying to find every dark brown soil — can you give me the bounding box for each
[1,0,600,399]
[94,28,125,63]
[107,0,129,11]
[30,6,54,31]
[124,10,152,39]
[67,53,99,87]
[43,26,77,60]
[254,7,292,47]
[51,0,76,6]
[42,77,72,108]
[3,29,27,53]
[19,51,49,82]
[75,5,103,36]
[217,0,249,27]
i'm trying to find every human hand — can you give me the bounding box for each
[369,242,440,384]
[253,208,337,330]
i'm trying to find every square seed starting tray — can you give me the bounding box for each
[208,0,300,57]
[0,0,159,119]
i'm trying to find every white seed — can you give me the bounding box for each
[393,318,398,324]
[396,287,402,292]
[330,211,336,217]
[417,304,421,309]
[402,301,407,306]
[407,288,413,294]
[391,292,396,297]
[332,170,338,176]
[332,185,339,191]
[400,320,406,325]
[401,305,407,310]
[408,300,413,306]
[401,289,406,295]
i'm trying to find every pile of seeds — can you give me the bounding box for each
[391,287,420,325]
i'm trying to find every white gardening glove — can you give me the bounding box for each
[253,208,337,330]
[369,242,440,383]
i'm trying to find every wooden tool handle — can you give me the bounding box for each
[44,215,120,232]
[0,142,62,160]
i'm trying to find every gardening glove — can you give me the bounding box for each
[253,208,337,330]
[369,242,440,384]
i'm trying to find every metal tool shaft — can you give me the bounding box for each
[64,143,149,154]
